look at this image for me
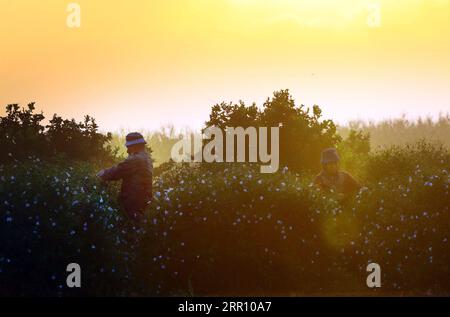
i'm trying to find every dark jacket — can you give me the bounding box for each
[101,150,153,220]
[314,170,361,195]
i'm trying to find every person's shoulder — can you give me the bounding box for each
[340,171,350,177]
[134,151,153,167]
[121,153,141,165]
[135,151,152,161]
[341,171,360,185]
[340,170,354,177]
[314,171,324,183]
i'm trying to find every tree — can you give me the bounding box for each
[204,89,341,172]
[0,103,115,163]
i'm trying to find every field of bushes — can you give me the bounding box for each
[0,92,449,296]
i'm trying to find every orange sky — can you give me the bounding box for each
[1,0,449,131]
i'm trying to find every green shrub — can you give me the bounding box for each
[363,141,449,183]
[205,90,341,173]
[338,129,371,176]
[1,99,449,299]
[0,103,115,164]
[136,157,449,295]
[0,158,145,296]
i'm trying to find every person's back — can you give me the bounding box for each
[116,149,153,220]
[97,133,153,222]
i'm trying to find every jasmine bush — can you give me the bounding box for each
[1,101,448,296]
[0,158,144,296]
[1,143,449,296]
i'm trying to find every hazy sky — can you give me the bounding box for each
[1,0,449,131]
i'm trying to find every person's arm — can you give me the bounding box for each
[98,157,136,181]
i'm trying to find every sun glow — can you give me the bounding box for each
[229,0,375,28]
[1,0,450,130]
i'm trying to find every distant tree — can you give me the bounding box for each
[205,101,259,130]
[0,103,115,163]
[0,103,47,161]
[204,89,341,172]
[259,89,340,172]
[339,130,371,155]
[337,129,371,174]
[46,113,113,162]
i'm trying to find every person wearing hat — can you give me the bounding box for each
[96,132,153,222]
[314,148,361,197]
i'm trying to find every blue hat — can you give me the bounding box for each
[321,148,340,164]
[125,132,146,147]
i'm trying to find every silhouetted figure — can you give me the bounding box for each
[97,132,153,222]
[314,148,361,199]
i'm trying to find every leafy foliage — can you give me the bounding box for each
[1,142,448,295]
[0,158,146,296]
[364,141,450,183]
[0,97,449,296]
[205,90,341,172]
[0,103,115,164]
[338,129,371,175]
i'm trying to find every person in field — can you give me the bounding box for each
[97,132,153,222]
[314,148,361,198]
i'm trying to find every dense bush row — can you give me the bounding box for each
[1,96,448,296]
[142,155,449,295]
[1,142,448,296]
[0,159,145,296]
